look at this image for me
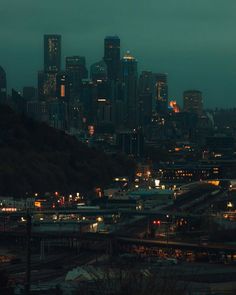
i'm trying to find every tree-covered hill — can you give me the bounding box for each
[0,105,135,197]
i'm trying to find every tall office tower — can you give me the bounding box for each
[56,72,70,99]
[44,34,61,72]
[66,56,88,96]
[138,71,154,94]
[153,73,168,114]
[138,93,153,126]
[66,56,88,79]
[183,90,203,115]
[121,51,138,128]
[138,71,154,125]
[0,66,7,102]
[38,71,57,100]
[90,60,107,81]
[80,80,97,124]
[104,36,120,81]
[116,130,144,157]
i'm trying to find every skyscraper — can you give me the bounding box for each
[38,71,57,100]
[66,56,88,78]
[39,35,61,100]
[153,73,168,114]
[138,71,154,125]
[104,36,120,81]
[44,35,61,72]
[56,71,70,99]
[0,66,7,102]
[183,90,203,115]
[121,51,138,128]
[138,71,154,95]
[90,60,107,81]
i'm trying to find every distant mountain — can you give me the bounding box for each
[0,105,135,197]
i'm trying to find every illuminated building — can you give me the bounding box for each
[153,73,168,114]
[183,90,203,115]
[104,36,120,81]
[80,80,97,124]
[158,163,221,182]
[90,60,107,81]
[44,34,61,72]
[56,71,70,99]
[0,66,7,102]
[96,98,112,124]
[38,71,57,100]
[66,56,88,79]
[38,35,61,100]
[66,56,88,96]
[121,51,138,128]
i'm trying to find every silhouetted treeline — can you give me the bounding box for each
[0,105,136,197]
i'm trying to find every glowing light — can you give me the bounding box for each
[97,217,103,222]
[60,85,65,97]
[88,125,95,136]
[1,208,17,212]
[155,179,160,187]
[34,201,41,208]
[169,100,180,113]
[227,202,233,208]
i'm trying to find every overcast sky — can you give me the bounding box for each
[0,0,236,107]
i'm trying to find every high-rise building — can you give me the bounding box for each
[38,71,57,100]
[138,71,154,95]
[0,66,7,102]
[138,93,153,126]
[66,56,88,79]
[183,90,203,115]
[80,80,97,124]
[96,98,112,125]
[56,72,70,99]
[104,36,120,81]
[116,130,144,157]
[138,71,154,125]
[44,35,61,72]
[66,56,88,97]
[121,51,138,128]
[153,73,168,114]
[90,60,107,81]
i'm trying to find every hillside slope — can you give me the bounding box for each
[0,105,135,196]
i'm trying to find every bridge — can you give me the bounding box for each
[0,208,205,219]
[1,228,236,256]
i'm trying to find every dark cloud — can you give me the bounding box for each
[0,0,236,107]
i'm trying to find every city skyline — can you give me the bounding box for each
[1,0,236,108]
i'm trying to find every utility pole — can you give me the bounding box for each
[25,209,32,295]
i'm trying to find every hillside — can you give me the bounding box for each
[0,105,135,197]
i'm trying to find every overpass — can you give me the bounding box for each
[1,228,236,256]
[0,208,205,219]
[117,236,236,255]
